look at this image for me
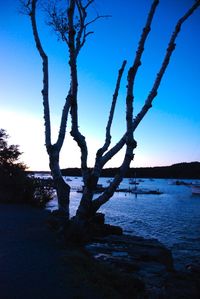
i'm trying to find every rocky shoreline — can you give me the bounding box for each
[85,234,200,298]
[48,211,200,298]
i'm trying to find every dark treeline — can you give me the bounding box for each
[58,162,200,179]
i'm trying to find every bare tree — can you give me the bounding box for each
[21,0,200,226]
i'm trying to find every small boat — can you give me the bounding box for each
[191,184,200,195]
[77,184,106,194]
[129,178,139,185]
[106,179,112,183]
[115,187,162,195]
[65,177,72,182]
[131,188,162,195]
[174,180,190,186]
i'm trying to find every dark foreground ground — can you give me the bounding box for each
[0,204,81,299]
[0,204,144,299]
[1,204,200,299]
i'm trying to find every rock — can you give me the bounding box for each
[63,220,89,245]
[85,234,176,298]
[112,251,129,257]
[92,234,173,271]
[46,209,68,231]
[104,224,123,236]
[86,234,174,273]
[85,234,200,298]
[50,209,66,217]
[86,213,123,238]
[163,270,200,299]
[89,212,105,225]
[186,262,200,273]
[88,223,123,238]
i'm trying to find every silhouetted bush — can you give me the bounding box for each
[31,177,55,207]
[0,129,54,206]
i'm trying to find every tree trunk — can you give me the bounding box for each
[54,177,70,217]
[49,148,70,219]
[75,173,99,222]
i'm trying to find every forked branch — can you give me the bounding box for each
[100,0,159,167]
[46,0,110,57]
[95,60,127,160]
[91,0,200,210]
[100,0,200,168]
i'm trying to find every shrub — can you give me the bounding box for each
[0,129,54,206]
[31,177,55,207]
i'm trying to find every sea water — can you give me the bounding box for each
[46,176,200,270]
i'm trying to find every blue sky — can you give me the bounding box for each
[0,0,200,170]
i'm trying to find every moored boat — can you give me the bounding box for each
[191,184,200,195]
[129,178,139,185]
[131,188,162,195]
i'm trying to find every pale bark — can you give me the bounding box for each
[49,146,70,217]
[64,1,110,185]
[78,0,200,217]
[75,60,127,220]
[29,0,51,149]
[132,0,200,132]
[23,0,200,225]
[80,0,159,215]
[98,0,200,168]
[67,0,89,184]
[56,95,71,151]
[27,0,71,215]
[91,55,139,213]
[96,60,127,160]
[96,0,159,169]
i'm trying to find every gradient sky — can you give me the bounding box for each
[0,0,200,171]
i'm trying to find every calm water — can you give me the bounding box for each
[46,177,200,270]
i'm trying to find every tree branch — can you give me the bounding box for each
[132,0,200,132]
[92,142,136,211]
[24,0,72,157]
[46,4,69,43]
[75,1,111,56]
[84,0,94,10]
[92,0,200,210]
[67,1,89,183]
[98,0,200,169]
[92,57,137,210]
[75,0,87,55]
[29,0,51,149]
[128,0,159,92]
[95,60,127,160]
[99,0,159,167]
[85,14,111,28]
[55,94,71,151]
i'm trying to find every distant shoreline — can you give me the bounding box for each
[28,161,200,179]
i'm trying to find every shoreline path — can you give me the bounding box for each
[0,204,103,299]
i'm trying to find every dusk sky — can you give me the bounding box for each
[0,0,200,171]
